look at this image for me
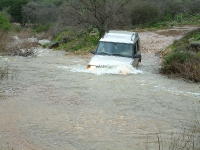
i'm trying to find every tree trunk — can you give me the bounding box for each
[98,28,106,39]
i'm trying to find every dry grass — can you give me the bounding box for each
[0,31,13,52]
[15,28,35,39]
[168,120,200,150]
[161,55,200,82]
[0,64,18,80]
[145,119,200,150]
[11,40,39,57]
[0,29,39,57]
[36,31,52,40]
[0,65,8,80]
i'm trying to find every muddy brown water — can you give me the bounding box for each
[0,27,200,150]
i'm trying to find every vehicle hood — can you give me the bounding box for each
[88,55,133,66]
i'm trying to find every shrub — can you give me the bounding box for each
[0,12,11,31]
[155,116,200,150]
[33,24,51,33]
[163,50,190,65]
[196,52,200,59]
[86,35,99,46]
[0,65,8,80]
[72,42,85,51]
[184,28,200,41]
[42,43,49,48]
[160,29,200,82]
[53,28,99,54]
[161,58,200,82]
[0,31,13,52]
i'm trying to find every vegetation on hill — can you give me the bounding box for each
[160,29,200,82]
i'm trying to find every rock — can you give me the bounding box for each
[190,41,200,51]
[12,35,19,40]
[49,41,59,49]
[28,38,38,43]
[155,50,162,56]
[39,39,51,45]
[162,48,172,56]
[190,41,200,46]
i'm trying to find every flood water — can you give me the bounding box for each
[0,28,200,150]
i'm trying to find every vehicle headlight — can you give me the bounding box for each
[87,65,96,70]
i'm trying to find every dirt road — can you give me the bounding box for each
[0,26,199,150]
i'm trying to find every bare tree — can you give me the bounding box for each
[22,1,59,25]
[22,1,38,24]
[59,0,131,38]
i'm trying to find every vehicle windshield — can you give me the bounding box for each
[96,42,133,58]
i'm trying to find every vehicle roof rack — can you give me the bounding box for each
[100,30,138,44]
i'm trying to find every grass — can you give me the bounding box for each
[33,24,51,33]
[42,43,49,48]
[135,13,200,31]
[160,28,200,82]
[54,28,99,54]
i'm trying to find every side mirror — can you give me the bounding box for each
[90,50,96,54]
[134,54,141,59]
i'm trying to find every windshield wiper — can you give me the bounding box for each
[112,53,132,58]
[111,53,123,57]
[97,52,110,55]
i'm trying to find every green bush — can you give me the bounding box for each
[72,42,85,51]
[160,28,200,82]
[185,28,200,40]
[33,24,51,33]
[53,28,99,53]
[54,30,73,43]
[8,0,29,25]
[0,13,11,31]
[42,43,49,48]
[163,50,190,65]
[196,52,200,59]
[86,35,99,46]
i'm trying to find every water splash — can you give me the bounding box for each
[57,64,143,75]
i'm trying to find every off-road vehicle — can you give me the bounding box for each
[87,30,141,69]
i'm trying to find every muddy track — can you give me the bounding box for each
[0,26,199,150]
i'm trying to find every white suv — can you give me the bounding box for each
[87,30,141,69]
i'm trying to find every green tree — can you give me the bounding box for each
[0,0,15,10]
[0,13,11,31]
[8,0,29,26]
